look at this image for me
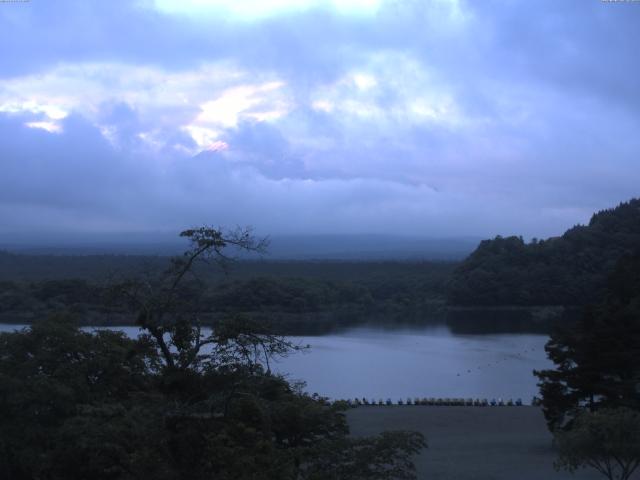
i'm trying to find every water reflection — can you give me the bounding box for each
[274,325,551,401]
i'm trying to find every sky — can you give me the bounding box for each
[0,0,639,241]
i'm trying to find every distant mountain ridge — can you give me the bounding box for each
[0,234,479,261]
[448,198,640,306]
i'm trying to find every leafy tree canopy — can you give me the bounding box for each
[448,198,640,306]
[0,227,425,479]
[554,407,640,480]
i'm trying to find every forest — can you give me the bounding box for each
[2,199,639,334]
[0,255,454,334]
[447,199,640,307]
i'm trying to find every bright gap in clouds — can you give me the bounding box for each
[25,121,63,134]
[152,0,382,20]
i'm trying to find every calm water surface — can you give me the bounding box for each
[0,323,551,401]
[276,326,551,401]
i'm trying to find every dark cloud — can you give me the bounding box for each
[0,0,639,240]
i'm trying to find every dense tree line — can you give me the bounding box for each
[0,263,453,334]
[0,251,455,284]
[448,199,640,306]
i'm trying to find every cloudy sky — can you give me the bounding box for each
[1,0,639,241]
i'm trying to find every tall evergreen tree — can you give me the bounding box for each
[535,251,640,430]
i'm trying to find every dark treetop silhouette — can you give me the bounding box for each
[0,226,425,480]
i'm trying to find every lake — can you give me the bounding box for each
[0,323,552,402]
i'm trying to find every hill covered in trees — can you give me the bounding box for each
[448,198,640,307]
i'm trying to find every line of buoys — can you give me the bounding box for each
[336,397,527,407]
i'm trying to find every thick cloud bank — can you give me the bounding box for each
[1,0,639,240]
